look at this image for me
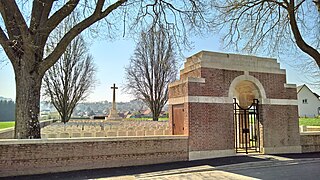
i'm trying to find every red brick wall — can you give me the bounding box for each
[0,137,188,177]
[250,72,297,99]
[169,64,300,155]
[180,68,298,100]
[174,67,297,100]
[261,105,300,147]
[170,68,244,98]
[169,83,187,98]
[188,68,243,97]
[188,103,234,151]
[180,68,201,80]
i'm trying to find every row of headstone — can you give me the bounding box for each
[43,120,168,130]
[42,125,168,132]
[40,119,171,138]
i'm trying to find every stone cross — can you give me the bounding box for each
[106,83,121,120]
[111,83,118,111]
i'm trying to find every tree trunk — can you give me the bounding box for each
[61,110,67,124]
[152,114,159,121]
[14,66,43,139]
[151,107,160,121]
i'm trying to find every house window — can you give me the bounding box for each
[302,99,308,104]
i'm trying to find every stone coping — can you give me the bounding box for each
[284,83,297,89]
[188,50,276,61]
[169,95,298,105]
[169,77,205,88]
[303,126,320,128]
[0,127,14,133]
[181,50,286,75]
[300,132,320,135]
[0,135,188,145]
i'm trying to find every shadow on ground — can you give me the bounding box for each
[7,152,320,180]
[273,152,320,159]
[7,155,266,180]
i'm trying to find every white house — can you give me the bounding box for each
[297,84,320,117]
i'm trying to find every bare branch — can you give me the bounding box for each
[30,0,54,32]
[211,0,320,67]
[41,0,126,74]
[43,0,80,35]
[43,16,96,123]
[5,0,29,38]
[0,27,16,65]
[125,25,177,121]
[287,1,320,66]
[0,0,212,138]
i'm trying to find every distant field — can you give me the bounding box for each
[0,121,15,129]
[299,118,320,126]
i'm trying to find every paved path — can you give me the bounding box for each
[8,153,320,180]
[131,157,320,180]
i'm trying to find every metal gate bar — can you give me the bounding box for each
[234,98,260,154]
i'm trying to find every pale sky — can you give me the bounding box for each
[0,34,319,102]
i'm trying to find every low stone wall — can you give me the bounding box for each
[0,119,58,139]
[0,136,188,177]
[39,119,58,128]
[300,132,320,153]
[299,126,320,132]
[0,128,14,139]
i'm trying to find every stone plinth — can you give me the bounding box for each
[106,109,122,121]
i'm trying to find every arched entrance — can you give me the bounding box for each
[232,80,261,153]
[169,51,302,160]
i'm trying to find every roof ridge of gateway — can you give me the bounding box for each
[183,51,285,75]
[191,50,277,61]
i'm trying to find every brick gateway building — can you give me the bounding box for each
[168,51,301,160]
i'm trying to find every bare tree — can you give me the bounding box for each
[211,0,320,67]
[125,26,177,121]
[42,34,96,124]
[0,1,211,138]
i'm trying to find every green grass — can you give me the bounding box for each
[299,117,320,126]
[0,121,15,129]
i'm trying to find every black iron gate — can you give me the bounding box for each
[234,98,260,154]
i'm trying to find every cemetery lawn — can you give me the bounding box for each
[299,118,320,126]
[0,121,15,129]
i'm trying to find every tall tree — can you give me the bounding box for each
[211,0,320,67]
[42,31,96,124]
[0,1,211,138]
[125,26,177,121]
